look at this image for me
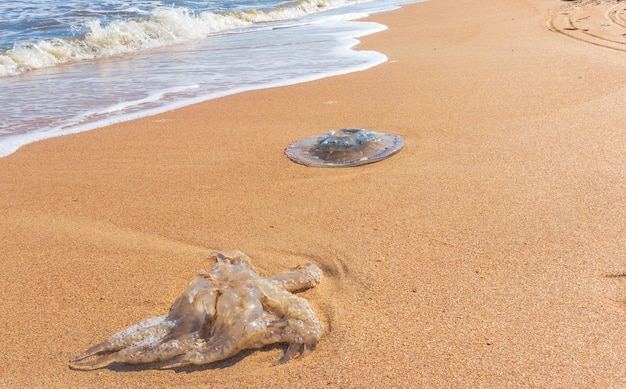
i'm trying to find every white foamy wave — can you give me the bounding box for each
[0,0,366,77]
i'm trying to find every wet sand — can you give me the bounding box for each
[1,0,626,387]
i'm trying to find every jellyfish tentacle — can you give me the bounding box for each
[69,351,126,370]
[269,264,322,292]
[69,315,171,364]
[257,280,322,359]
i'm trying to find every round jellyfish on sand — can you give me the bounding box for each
[285,128,404,167]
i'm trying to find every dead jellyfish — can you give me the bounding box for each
[285,128,404,167]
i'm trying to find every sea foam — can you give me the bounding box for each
[0,0,365,77]
[0,0,422,157]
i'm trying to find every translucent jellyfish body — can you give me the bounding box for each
[285,128,404,167]
[70,251,323,370]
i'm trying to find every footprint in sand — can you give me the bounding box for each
[547,0,626,51]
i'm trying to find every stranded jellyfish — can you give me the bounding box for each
[285,128,404,167]
[69,251,322,370]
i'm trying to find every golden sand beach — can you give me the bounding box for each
[1,0,625,386]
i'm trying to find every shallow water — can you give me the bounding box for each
[0,0,422,157]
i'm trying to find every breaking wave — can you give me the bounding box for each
[0,0,366,77]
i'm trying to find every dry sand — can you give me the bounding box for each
[1,0,626,387]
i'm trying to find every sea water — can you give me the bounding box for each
[0,0,421,157]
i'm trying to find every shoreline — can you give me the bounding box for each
[0,1,401,159]
[2,0,626,387]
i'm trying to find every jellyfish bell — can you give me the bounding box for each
[285,128,404,167]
